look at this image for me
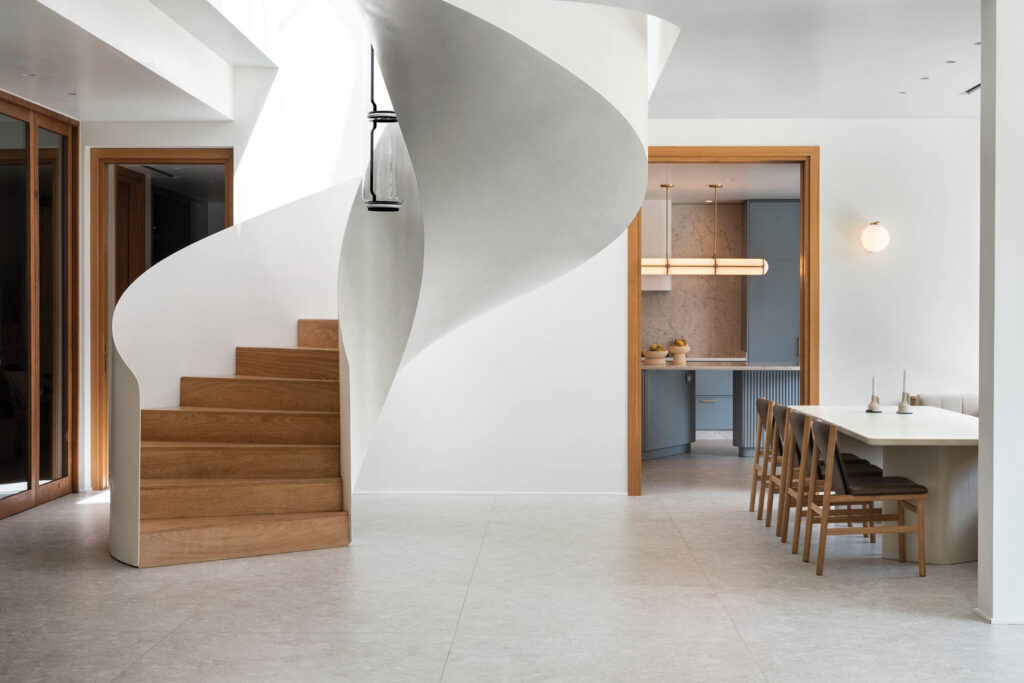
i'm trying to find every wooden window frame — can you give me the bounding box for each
[89,148,233,491]
[0,91,80,519]
[628,146,820,496]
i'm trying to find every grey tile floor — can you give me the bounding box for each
[1,440,1020,682]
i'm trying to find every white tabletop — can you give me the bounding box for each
[790,405,979,446]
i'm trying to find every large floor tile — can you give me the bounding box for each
[0,628,165,683]
[114,630,453,683]
[441,631,766,682]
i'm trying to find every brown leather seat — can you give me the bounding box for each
[846,476,928,496]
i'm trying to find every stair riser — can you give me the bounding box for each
[142,446,340,479]
[297,320,339,349]
[141,411,340,444]
[140,513,350,567]
[180,377,339,411]
[236,348,339,379]
[141,480,343,520]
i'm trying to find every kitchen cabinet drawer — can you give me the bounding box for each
[695,370,733,396]
[695,396,733,431]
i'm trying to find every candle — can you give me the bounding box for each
[902,369,907,395]
[872,375,876,396]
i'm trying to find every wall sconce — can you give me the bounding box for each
[861,220,890,253]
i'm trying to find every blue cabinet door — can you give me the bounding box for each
[695,396,734,430]
[642,371,695,454]
[746,200,800,259]
[746,199,800,366]
[746,259,800,365]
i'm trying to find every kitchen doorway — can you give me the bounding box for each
[627,146,820,496]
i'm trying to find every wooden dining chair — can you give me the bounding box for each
[803,420,929,576]
[749,397,774,515]
[783,412,883,553]
[765,403,792,530]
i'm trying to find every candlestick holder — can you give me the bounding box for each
[866,395,881,413]
[897,392,914,414]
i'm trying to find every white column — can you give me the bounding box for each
[978,0,1024,623]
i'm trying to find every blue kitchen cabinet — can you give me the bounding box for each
[642,370,696,460]
[745,200,800,366]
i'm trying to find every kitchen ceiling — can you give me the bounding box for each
[585,0,981,119]
[645,163,800,203]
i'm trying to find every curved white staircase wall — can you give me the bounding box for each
[109,181,357,565]
[347,0,650,494]
[337,134,424,497]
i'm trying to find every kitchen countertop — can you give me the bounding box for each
[641,361,800,371]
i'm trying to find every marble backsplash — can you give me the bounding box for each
[642,204,745,358]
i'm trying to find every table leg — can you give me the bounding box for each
[879,445,978,565]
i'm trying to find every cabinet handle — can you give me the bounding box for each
[700,399,717,404]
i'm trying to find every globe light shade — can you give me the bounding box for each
[861,221,890,253]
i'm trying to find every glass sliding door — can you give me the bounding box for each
[0,112,30,500]
[0,93,78,519]
[37,127,67,486]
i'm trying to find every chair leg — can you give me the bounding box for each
[897,501,906,563]
[791,479,806,555]
[756,451,770,521]
[916,499,927,577]
[868,504,877,543]
[803,505,816,563]
[765,473,777,528]
[748,450,761,512]
[815,505,830,576]
[780,494,791,543]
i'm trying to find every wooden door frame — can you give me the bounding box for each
[89,148,233,491]
[628,146,820,496]
[0,91,79,519]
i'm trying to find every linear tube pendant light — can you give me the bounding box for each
[641,183,769,276]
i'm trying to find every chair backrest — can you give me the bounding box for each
[755,397,774,451]
[915,393,979,417]
[771,404,789,456]
[810,419,850,495]
[787,409,808,467]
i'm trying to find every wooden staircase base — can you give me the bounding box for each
[140,511,350,567]
[137,318,347,566]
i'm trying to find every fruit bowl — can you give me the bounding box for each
[668,344,691,364]
[642,349,669,360]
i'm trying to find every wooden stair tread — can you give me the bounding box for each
[182,375,338,383]
[141,477,340,489]
[238,346,339,352]
[141,510,348,533]
[141,441,338,449]
[146,406,337,415]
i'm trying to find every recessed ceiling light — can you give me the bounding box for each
[920,76,930,80]
[898,91,908,95]
[66,92,76,96]
[704,199,713,203]
[975,41,982,46]
[946,60,957,64]
[21,73,36,77]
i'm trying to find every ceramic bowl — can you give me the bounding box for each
[642,349,669,360]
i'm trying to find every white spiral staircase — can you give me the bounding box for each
[109,0,658,566]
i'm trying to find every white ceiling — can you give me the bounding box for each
[0,0,227,121]
[587,0,981,118]
[124,164,226,203]
[646,163,800,203]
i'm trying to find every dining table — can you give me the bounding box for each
[792,405,979,565]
